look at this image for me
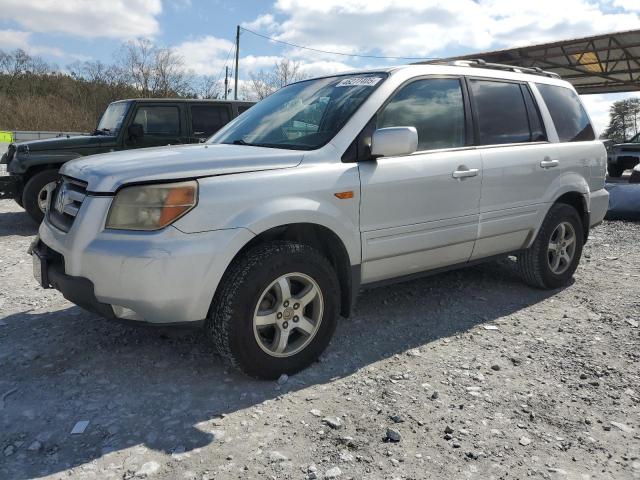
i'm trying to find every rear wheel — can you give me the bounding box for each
[608,164,623,177]
[517,203,584,289]
[22,169,59,223]
[207,241,340,379]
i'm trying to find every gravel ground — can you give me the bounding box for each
[1,198,639,480]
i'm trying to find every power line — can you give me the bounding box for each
[239,26,441,61]
[213,43,235,88]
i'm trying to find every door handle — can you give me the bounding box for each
[540,159,559,168]
[452,168,479,179]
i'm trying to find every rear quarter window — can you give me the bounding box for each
[536,84,595,142]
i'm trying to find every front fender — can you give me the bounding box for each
[10,151,83,174]
[173,164,362,265]
[232,196,361,265]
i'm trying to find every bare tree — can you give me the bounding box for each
[116,39,193,98]
[246,58,308,100]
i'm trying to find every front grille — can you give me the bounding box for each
[48,177,88,232]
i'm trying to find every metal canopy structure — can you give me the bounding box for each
[427,29,640,95]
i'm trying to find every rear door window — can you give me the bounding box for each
[536,84,595,142]
[378,78,466,151]
[191,104,231,139]
[132,106,180,135]
[469,79,532,145]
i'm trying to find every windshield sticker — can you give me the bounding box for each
[336,77,382,87]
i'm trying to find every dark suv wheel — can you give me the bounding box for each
[22,169,59,223]
[207,241,339,379]
[517,203,584,289]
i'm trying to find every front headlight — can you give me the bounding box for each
[106,180,198,231]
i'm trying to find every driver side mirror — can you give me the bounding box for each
[371,127,418,158]
[128,123,144,140]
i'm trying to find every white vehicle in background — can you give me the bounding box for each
[32,61,609,379]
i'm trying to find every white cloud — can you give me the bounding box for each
[174,34,354,80]
[0,29,75,58]
[255,0,640,58]
[174,36,235,76]
[0,0,162,39]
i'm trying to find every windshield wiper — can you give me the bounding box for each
[227,139,310,150]
[93,128,112,136]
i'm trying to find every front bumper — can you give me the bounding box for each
[32,239,116,320]
[0,174,19,200]
[37,195,255,324]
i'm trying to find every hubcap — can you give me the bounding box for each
[37,181,57,213]
[253,272,323,358]
[547,221,576,275]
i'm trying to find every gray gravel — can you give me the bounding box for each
[1,198,639,479]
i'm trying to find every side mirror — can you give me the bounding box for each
[371,127,418,158]
[128,123,144,139]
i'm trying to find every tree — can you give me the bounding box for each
[602,98,640,142]
[116,39,192,98]
[245,58,308,100]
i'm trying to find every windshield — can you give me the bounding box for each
[96,102,130,134]
[211,73,388,150]
[629,133,640,143]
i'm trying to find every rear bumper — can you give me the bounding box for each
[589,188,609,227]
[0,175,19,200]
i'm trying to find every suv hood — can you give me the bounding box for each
[61,143,304,193]
[16,135,111,152]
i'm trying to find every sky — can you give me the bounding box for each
[1,0,639,134]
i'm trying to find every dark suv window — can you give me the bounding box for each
[469,79,533,145]
[133,106,180,135]
[191,105,231,138]
[536,84,595,142]
[378,78,466,151]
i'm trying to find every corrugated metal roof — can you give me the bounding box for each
[420,29,640,94]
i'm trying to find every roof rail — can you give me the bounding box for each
[431,59,561,79]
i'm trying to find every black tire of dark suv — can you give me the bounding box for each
[22,169,60,223]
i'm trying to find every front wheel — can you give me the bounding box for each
[207,241,340,379]
[22,169,60,223]
[517,203,584,289]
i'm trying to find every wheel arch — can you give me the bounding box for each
[221,222,359,318]
[553,191,589,243]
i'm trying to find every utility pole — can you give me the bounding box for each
[224,66,229,100]
[234,25,240,100]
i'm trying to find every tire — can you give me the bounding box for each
[22,169,59,223]
[207,241,340,379]
[517,203,584,290]
[608,164,623,177]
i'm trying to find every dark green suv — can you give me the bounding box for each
[0,98,254,222]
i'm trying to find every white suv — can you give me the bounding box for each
[33,62,609,379]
